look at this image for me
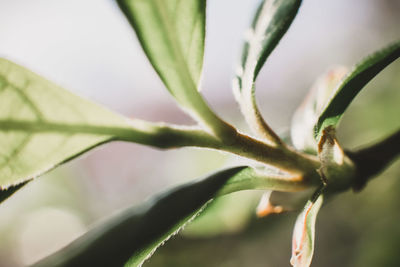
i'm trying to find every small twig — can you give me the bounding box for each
[346,129,400,191]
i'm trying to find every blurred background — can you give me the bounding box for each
[0,0,399,266]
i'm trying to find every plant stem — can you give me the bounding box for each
[222,132,320,173]
[121,119,321,178]
[1,118,320,179]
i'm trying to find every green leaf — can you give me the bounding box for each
[117,0,233,137]
[0,58,181,192]
[233,0,302,141]
[32,166,307,267]
[118,0,205,96]
[291,66,348,153]
[235,0,302,89]
[183,191,257,237]
[290,193,323,267]
[315,41,400,140]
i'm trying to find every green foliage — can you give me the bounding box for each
[118,0,205,96]
[32,167,245,267]
[117,0,234,138]
[291,41,400,155]
[0,1,399,267]
[32,166,310,267]
[291,66,348,153]
[0,59,133,190]
[315,41,400,140]
[291,194,323,267]
[234,0,301,90]
[233,0,302,141]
